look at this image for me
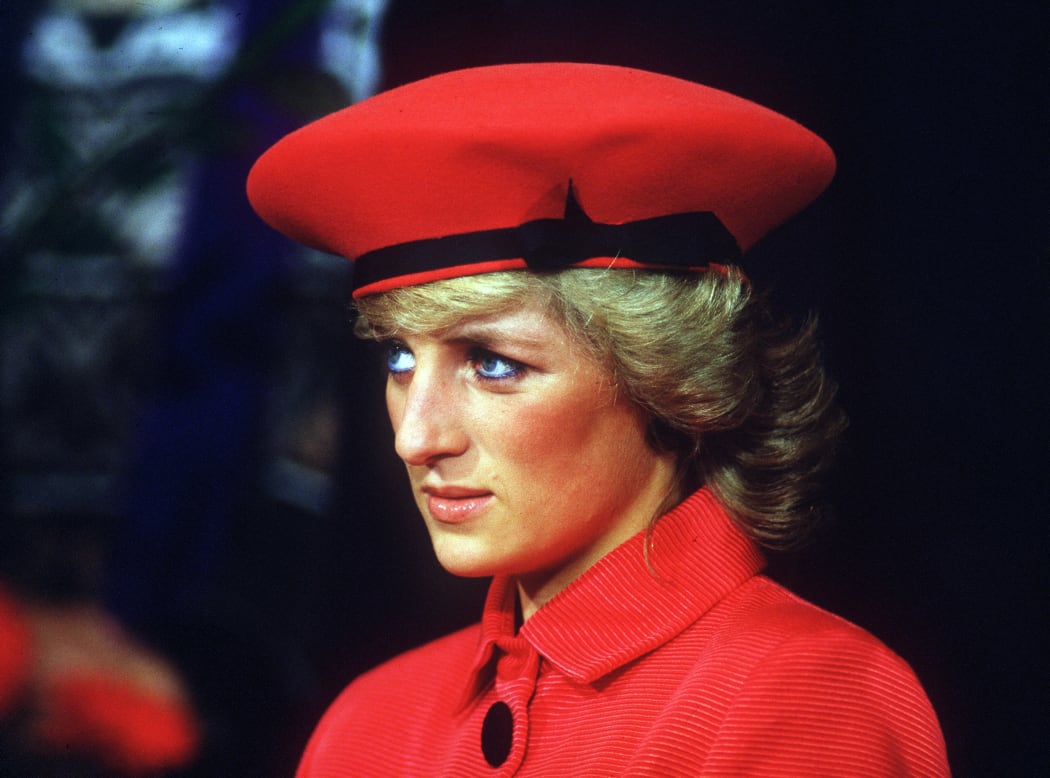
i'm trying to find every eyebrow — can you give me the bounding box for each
[441,319,549,351]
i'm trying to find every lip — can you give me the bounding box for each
[422,485,493,524]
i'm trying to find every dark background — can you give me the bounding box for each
[1,1,1046,776]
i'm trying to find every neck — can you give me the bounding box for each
[515,453,682,623]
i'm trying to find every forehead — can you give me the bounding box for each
[358,272,562,336]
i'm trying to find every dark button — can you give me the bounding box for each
[481,700,513,767]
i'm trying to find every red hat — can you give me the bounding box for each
[247,63,834,298]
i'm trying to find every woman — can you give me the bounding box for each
[248,63,949,776]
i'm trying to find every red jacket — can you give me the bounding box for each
[298,488,949,776]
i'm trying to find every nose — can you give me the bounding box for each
[388,364,468,467]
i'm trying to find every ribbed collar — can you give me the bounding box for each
[463,487,766,699]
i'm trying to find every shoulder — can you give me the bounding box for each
[696,576,949,775]
[705,575,936,712]
[718,576,924,683]
[296,624,481,776]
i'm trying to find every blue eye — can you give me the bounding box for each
[384,342,415,374]
[473,351,523,380]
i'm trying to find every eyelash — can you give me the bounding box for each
[470,348,525,381]
[381,341,527,382]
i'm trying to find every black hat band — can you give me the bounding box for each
[352,185,741,292]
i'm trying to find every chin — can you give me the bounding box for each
[430,541,511,580]
[434,556,502,579]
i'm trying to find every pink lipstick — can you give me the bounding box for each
[424,488,493,524]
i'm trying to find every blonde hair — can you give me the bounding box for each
[354,268,846,549]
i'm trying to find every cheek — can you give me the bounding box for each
[385,382,402,431]
[470,404,559,490]
[492,396,632,477]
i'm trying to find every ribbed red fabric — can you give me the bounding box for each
[298,488,948,776]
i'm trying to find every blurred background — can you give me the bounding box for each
[0,1,1044,775]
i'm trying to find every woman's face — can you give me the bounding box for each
[383,302,679,613]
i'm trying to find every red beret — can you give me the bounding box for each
[247,63,834,297]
